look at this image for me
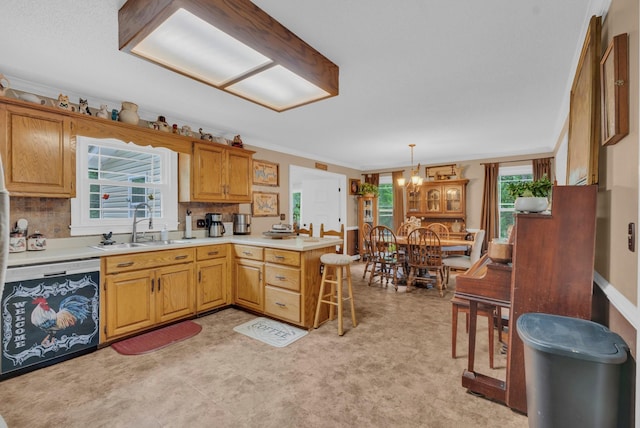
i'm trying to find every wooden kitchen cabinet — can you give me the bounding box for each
[233,245,264,312]
[264,248,302,324]
[179,142,254,203]
[0,103,75,197]
[102,247,195,341]
[196,244,230,313]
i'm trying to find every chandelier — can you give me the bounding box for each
[397,144,424,187]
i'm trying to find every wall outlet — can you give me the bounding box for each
[196,219,206,228]
[280,213,285,220]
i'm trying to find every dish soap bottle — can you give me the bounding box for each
[161,224,169,241]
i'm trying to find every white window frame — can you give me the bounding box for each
[70,136,178,236]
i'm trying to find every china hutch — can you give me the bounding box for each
[406,179,468,236]
[357,196,378,256]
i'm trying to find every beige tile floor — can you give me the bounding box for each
[0,263,527,427]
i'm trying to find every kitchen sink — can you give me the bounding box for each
[140,239,189,246]
[90,242,148,251]
[90,240,190,251]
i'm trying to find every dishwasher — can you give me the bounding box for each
[1,258,100,379]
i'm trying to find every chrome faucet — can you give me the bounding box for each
[132,202,153,243]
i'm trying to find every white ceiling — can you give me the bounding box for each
[0,0,609,171]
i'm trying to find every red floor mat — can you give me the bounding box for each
[111,321,202,355]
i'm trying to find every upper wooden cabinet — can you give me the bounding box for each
[0,103,75,197]
[406,179,468,227]
[180,142,253,203]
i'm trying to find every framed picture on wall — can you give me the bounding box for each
[252,191,279,217]
[567,15,601,185]
[600,33,629,146]
[252,159,279,186]
[349,178,361,195]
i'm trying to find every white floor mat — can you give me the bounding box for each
[233,317,308,348]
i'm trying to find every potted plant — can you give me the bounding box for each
[505,175,552,212]
[358,182,379,197]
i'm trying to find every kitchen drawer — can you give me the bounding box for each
[104,248,195,274]
[264,248,300,267]
[265,286,301,324]
[197,244,228,260]
[265,264,300,292]
[234,245,263,261]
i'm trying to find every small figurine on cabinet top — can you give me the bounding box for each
[111,109,118,121]
[232,135,243,148]
[78,98,91,115]
[54,94,76,111]
[199,128,214,142]
[154,115,171,132]
[96,104,110,119]
[180,125,192,137]
[0,74,10,96]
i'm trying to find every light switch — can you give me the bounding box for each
[628,222,635,252]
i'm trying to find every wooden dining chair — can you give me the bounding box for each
[296,223,313,237]
[320,224,344,253]
[426,222,449,239]
[368,225,403,290]
[405,227,446,296]
[360,223,375,280]
[396,222,412,237]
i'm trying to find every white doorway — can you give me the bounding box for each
[289,165,346,238]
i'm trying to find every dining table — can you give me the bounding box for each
[392,235,472,294]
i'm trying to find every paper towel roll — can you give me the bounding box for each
[185,215,192,238]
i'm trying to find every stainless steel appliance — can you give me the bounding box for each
[205,213,225,238]
[1,259,100,379]
[233,213,251,235]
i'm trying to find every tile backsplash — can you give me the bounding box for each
[9,197,239,238]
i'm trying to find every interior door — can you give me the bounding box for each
[300,178,341,236]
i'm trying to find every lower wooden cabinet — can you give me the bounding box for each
[233,245,264,312]
[196,244,230,313]
[102,248,195,341]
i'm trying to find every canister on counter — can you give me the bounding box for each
[27,231,46,251]
[9,231,26,253]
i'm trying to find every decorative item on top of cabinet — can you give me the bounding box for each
[78,98,91,115]
[0,74,9,96]
[54,94,76,111]
[96,104,110,119]
[118,101,139,125]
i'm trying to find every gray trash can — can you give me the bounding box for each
[517,313,628,428]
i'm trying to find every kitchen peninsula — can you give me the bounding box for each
[6,236,342,345]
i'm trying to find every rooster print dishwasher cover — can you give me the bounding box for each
[1,272,99,373]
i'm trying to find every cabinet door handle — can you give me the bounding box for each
[274,255,285,259]
[275,275,286,281]
[117,261,134,267]
[242,251,253,256]
[175,255,188,260]
[198,271,202,282]
[275,302,286,307]
[151,278,154,292]
[208,251,219,256]
[158,278,161,291]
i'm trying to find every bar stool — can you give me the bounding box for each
[313,253,357,336]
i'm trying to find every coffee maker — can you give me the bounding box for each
[233,213,251,235]
[205,213,225,238]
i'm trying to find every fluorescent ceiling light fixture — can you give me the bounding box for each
[119,0,338,112]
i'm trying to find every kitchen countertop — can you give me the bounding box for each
[6,235,343,267]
